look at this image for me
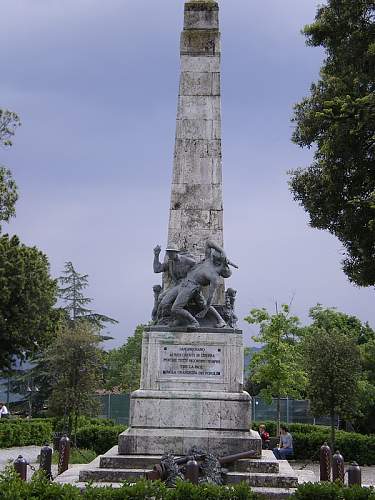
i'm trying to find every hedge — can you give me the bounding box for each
[0,420,53,448]
[252,421,330,436]
[1,470,375,499]
[75,424,127,455]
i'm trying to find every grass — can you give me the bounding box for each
[52,448,96,464]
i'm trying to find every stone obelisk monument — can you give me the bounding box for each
[168,0,223,262]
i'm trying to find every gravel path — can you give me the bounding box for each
[0,446,41,470]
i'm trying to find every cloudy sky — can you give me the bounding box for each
[1,0,373,347]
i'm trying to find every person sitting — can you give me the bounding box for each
[258,424,270,449]
[273,425,293,460]
[0,402,9,419]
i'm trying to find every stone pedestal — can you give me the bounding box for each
[118,328,261,457]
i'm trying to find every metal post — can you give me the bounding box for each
[286,397,289,424]
[332,450,345,484]
[348,462,362,487]
[108,393,111,420]
[320,442,332,481]
[14,455,27,481]
[39,443,53,480]
[58,435,70,475]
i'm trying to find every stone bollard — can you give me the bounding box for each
[332,450,345,484]
[348,462,362,487]
[184,457,199,484]
[58,434,70,475]
[13,455,28,481]
[320,442,332,482]
[39,443,53,480]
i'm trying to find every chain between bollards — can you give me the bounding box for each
[58,434,70,475]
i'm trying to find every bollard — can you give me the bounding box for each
[184,457,199,484]
[58,434,70,475]
[14,455,28,481]
[332,450,345,483]
[39,443,53,480]
[320,442,332,481]
[348,462,362,487]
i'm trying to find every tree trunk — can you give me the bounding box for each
[330,410,335,451]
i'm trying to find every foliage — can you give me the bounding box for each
[293,481,375,499]
[43,322,105,434]
[252,421,330,437]
[104,325,145,393]
[0,420,53,448]
[356,339,375,433]
[58,261,117,330]
[303,310,362,447]
[75,424,126,455]
[0,469,263,499]
[0,109,21,147]
[289,0,375,287]
[0,234,58,372]
[245,305,306,432]
[0,167,17,229]
[51,448,96,464]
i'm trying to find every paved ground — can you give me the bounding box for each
[293,461,375,487]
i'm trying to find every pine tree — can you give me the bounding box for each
[58,261,117,330]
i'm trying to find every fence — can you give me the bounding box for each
[252,397,338,426]
[97,394,130,425]
[97,393,336,427]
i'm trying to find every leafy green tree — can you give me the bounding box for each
[245,305,306,435]
[303,309,362,448]
[45,321,105,435]
[0,109,21,147]
[104,325,144,393]
[0,109,20,229]
[289,0,375,286]
[58,261,117,330]
[0,234,58,372]
[356,339,375,433]
[307,304,375,345]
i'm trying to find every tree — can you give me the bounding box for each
[0,234,58,372]
[0,109,21,147]
[58,261,117,330]
[45,321,105,434]
[303,308,362,448]
[0,109,20,229]
[104,325,144,393]
[289,0,375,286]
[244,305,306,435]
[356,339,375,433]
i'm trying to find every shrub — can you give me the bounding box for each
[252,421,329,436]
[0,420,53,448]
[292,482,375,499]
[75,424,126,455]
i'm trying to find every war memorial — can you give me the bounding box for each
[57,0,300,496]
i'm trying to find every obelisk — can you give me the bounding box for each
[168,0,224,298]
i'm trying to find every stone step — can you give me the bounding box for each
[251,487,297,499]
[99,447,280,474]
[226,471,298,489]
[99,455,279,474]
[79,467,297,488]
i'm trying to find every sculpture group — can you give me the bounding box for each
[152,240,238,330]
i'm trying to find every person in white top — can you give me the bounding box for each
[0,402,9,418]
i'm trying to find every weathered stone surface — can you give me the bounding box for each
[167,1,224,302]
[118,428,261,457]
[139,330,245,392]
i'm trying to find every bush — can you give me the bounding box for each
[0,469,262,499]
[292,431,375,465]
[252,421,330,436]
[0,420,53,448]
[292,482,375,499]
[52,448,97,465]
[75,424,126,455]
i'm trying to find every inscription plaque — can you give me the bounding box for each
[160,345,224,380]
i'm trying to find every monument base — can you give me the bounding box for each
[119,427,261,457]
[117,328,261,457]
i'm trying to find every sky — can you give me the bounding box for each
[0,0,374,348]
